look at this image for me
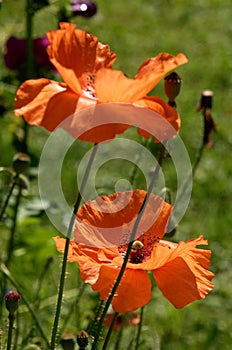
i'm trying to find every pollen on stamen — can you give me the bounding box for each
[118,231,161,264]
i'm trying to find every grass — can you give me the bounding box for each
[0,0,232,349]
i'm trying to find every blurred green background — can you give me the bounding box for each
[0,0,232,349]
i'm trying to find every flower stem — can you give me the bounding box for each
[102,312,118,350]
[134,307,144,350]
[5,185,22,267]
[25,0,34,79]
[50,143,98,350]
[0,174,19,222]
[0,264,50,348]
[92,144,165,350]
[192,108,209,177]
[6,314,14,350]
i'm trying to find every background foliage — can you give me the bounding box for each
[0,0,232,349]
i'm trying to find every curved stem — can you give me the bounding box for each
[92,144,165,350]
[50,143,98,350]
[0,174,19,222]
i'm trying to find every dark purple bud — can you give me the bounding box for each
[4,36,26,70]
[4,290,21,316]
[71,0,97,18]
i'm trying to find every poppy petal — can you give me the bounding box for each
[134,96,181,138]
[95,53,187,103]
[14,78,79,128]
[75,190,172,248]
[136,52,188,84]
[152,236,214,308]
[92,265,152,312]
[46,22,116,95]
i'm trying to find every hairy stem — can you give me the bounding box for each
[50,144,98,349]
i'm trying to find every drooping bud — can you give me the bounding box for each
[12,153,30,174]
[76,330,89,349]
[164,72,182,107]
[60,333,75,350]
[4,290,21,317]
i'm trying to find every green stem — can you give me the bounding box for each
[92,145,165,350]
[25,0,34,79]
[134,307,144,350]
[6,315,14,350]
[0,264,50,348]
[102,312,118,350]
[50,144,99,350]
[0,174,19,222]
[192,109,209,177]
[5,185,22,267]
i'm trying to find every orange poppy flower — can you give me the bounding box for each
[14,22,188,143]
[54,190,214,313]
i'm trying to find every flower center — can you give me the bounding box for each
[81,72,97,99]
[118,237,159,264]
[129,241,146,264]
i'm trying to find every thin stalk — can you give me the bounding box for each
[91,145,165,350]
[0,174,19,222]
[6,315,14,350]
[102,312,118,350]
[5,185,22,267]
[50,143,99,350]
[25,0,34,79]
[134,307,144,350]
[114,319,124,350]
[0,264,50,348]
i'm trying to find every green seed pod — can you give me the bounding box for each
[12,152,30,174]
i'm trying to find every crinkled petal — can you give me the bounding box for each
[54,237,118,284]
[14,78,78,129]
[74,190,172,248]
[92,265,152,312]
[95,53,187,103]
[152,236,214,308]
[136,52,188,87]
[46,22,116,95]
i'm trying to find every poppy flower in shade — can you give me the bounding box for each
[104,312,140,332]
[54,190,214,313]
[14,22,188,143]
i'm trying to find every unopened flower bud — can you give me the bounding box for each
[76,330,89,349]
[197,90,213,110]
[4,290,21,317]
[12,153,30,174]
[164,72,182,106]
[60,333,75,350]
